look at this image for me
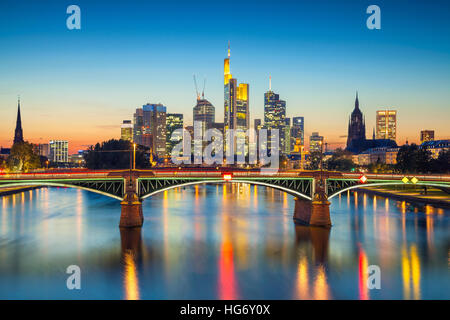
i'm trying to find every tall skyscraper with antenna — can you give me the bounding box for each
[14,97,24,144]
[264,76,289,154]
[223,43,249,157]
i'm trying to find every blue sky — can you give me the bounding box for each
[0,0,449,151]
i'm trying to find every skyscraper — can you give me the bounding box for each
[193,97,215,135]
[376,110,397,141]
[236,83,249,131]
[264,92,286,128]
[133,108,144,146]
[291,116,305,149]
[193,97,214,158]
[420,130,435,143]
[264,77,288,154]
[223,43,249,156]
[283,118,291,154]
[14,97,24,144]
[346,92,366,153]
[120,120,133,141]
[142,103,167,159]
[166,113,184,157]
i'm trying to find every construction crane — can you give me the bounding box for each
[193,74,207,100]
[193,74,200,100]
[201,77,206,99]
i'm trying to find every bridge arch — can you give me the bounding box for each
[327,182,449,200]
[140,179,313,201]
[0,182,123,201]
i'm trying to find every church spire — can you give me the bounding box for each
[355,91,359,110]
[14,96,24,144]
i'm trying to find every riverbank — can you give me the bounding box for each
[0,186,42,197]
[358,186,450,208]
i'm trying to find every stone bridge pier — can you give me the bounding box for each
[293,177,331,228]
[119,172,143,228]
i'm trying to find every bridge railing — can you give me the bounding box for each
[1,170,449,182]
[149,171,305,178]
[340,173,450,182]
[0,171,114,180]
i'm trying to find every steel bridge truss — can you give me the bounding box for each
[138,177,313,199]
[0,179,125,199]
[326,179,359,196]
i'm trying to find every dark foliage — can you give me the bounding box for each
[84,139,150,170]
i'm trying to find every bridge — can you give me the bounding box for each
[0,170,449,228]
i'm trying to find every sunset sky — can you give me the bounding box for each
[1,0,449,153]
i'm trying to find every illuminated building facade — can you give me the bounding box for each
[376,110,397,141]
[420,130,434,144]
[291,116,304,150]
[143,103,167,159]
[166,113,184,157]
[224,44,249,156]
[264,91,286,128]
[283,118,291,154]
[49,140,68,163]
[421,139,449,159]
[134,104,167,158]
[309,132,324,153]
[133,108,144,146]
[120,120,133,141]
[357,147,400,165]
[264,78,288,154]
[193,98,215,137]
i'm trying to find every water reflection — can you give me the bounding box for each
[358,246,369,300]
[120,228,142,300]
[294,226,331,299]
[0,186,448,299]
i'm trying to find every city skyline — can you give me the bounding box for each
[1,0,450,153]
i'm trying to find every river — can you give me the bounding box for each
[0,184,448,299]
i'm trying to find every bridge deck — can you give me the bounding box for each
[0,170,449,182]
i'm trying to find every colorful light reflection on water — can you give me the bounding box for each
[0,184,448,299]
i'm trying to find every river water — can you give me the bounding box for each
[0,184,448,299]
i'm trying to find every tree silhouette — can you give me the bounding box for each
[84,139,150,170]
[6,141,41,172]
[396,144,432,173]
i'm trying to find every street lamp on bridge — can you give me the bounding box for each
[133,143,136,170]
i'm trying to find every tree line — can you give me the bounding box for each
[306,145,449,174]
